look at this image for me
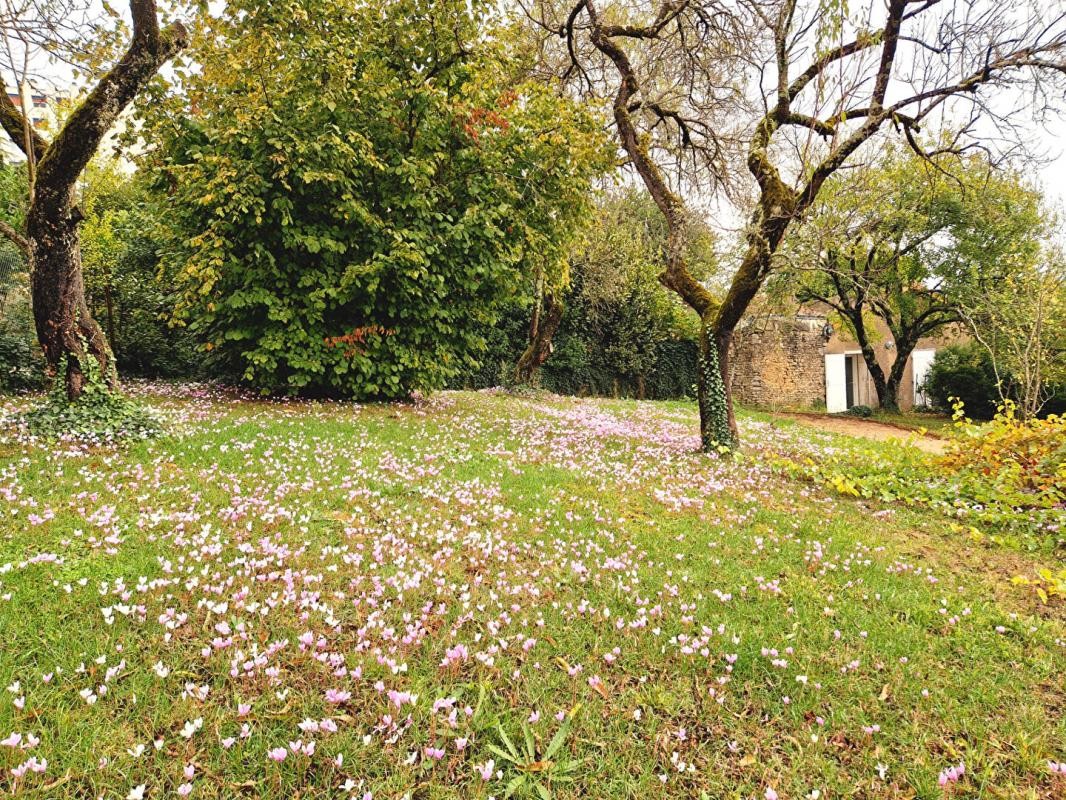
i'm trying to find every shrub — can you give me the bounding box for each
[0,331,46,393]
[943,399,1066,504]
[151,0,606,399]
[770,398,1066,552]
[924,342,1002,419]
[450,189,705,400]
[0,242,46,393]
[843,404,873,418]
[78,162,228,381]
[1041,383,1066,417]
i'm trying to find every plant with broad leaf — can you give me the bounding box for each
[484,707,584,799]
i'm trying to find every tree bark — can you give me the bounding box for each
[28,201,117,397]
[0,1,187,401]
[882,337,916,412]
[697,316,736,449]
[844,309,895,410]
[514,291,564,384]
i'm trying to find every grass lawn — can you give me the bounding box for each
[0,386,1062,799]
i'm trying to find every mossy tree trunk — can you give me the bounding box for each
[0,0,187,400]
[515,290,564,385]
[27,199,117,397]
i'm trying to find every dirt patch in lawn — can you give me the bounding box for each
[773,412,949,455]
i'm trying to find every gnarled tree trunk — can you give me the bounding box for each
[0,0,187,400]
[514,290,564,384]
[29,195,117,397]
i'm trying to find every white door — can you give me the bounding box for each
[825,353,847,412]
[912,349,935,407]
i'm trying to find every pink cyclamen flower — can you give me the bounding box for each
[177,783,193,797]
[765,788,779,800]
[1049,761,1066,774]
[938,762,964,786]
[325,689,351,704]
[477,759,495,781]
[267,747,287,762]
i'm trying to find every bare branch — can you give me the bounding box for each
[0,218,28,255]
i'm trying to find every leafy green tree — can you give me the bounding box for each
[454,188,714,399]
[148,0,607,399]
[79,161,203,378]
[514,188,714,388]
[554,189,712,395]
[782,147,1046,411]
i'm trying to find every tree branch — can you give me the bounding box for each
[585,0,717,318]
[35,1,188,210]
[0,219,29,256]
[0,83,48,161]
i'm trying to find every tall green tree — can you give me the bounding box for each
[782,148,1046,410]
[566,190,715,396]
[148,0,607,399]
[514,188,716,387]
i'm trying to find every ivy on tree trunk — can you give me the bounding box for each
[697,319,736,449]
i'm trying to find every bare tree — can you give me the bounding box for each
[0,1,186,399]
[522,0,1066,448]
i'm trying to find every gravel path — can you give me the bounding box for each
[774,412,949,455]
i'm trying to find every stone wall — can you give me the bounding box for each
[730,316,826,409]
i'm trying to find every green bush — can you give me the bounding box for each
[0,246,45,394]
[924,342,1002,419]
[0,166,43,394]
[79,163,222,381]
[1041,383,1066,417]
[449,189,707,400]
[0,329,46,393]
[151,0,606,399]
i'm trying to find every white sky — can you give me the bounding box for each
[1034,118,1066,218]
[4,0,1066,242]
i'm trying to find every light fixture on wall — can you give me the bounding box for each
[821,323,834,341]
